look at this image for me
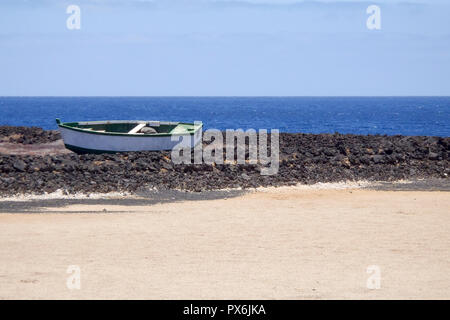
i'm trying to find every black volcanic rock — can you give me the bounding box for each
[0,127,448,195]
[0,126,60,144]
[12,159,26,172]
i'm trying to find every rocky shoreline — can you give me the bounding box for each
[0,126,448,196]
[0,126,60,145]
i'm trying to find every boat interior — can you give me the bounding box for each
[58,120,198,135]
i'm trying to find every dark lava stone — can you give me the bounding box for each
[0,128,448,195]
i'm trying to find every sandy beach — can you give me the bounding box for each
[1,185,449,300]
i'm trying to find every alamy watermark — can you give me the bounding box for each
[66,265,81,290]
[171,126,280,176]
[366,5,381,30]
[366,265,381,289]
[66,5,81,30]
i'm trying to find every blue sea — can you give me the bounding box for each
[0,97,449,136]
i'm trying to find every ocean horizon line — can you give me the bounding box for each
[1,95,450,99]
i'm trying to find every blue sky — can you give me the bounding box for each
[0,0,449,96]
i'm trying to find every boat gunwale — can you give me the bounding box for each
[57,120,202,137]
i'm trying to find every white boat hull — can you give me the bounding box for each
[59,126,202,153]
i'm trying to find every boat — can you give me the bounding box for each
[56,119,202,154]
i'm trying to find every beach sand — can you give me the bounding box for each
[0,186,449,299]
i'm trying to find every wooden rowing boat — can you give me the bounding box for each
[56,119,202,153]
